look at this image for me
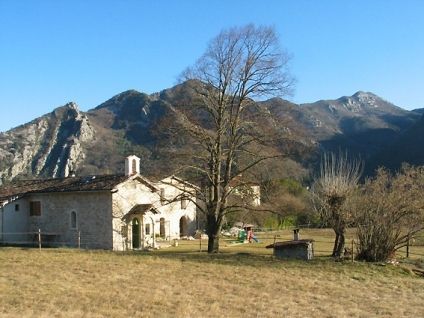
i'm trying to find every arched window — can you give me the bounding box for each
[181,196,188,209]
[160,218,165,237]
[145,223,151,235]
[132,159,137,175]
[179,216,188,237]
[160,188,166,205]
[70,211,77,229]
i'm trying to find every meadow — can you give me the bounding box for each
[0,229,423,317]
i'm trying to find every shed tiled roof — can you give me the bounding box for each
[0,175,130,201]
[266,239,314,249]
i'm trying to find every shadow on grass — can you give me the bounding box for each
[122,249,419,277]
[122,248,336,269]
[1,245,417,277]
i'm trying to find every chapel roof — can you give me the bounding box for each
[0,174,131,201]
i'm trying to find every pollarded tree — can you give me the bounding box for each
[175,24,294,253]
[312,152,363,258]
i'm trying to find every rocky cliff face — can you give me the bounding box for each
[0,103,94,183]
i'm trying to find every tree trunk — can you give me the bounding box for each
[207,234,220,253]
[206,213,221,253]
[332,228,345,258]
[336,231,345,257]
[332,232,340,257]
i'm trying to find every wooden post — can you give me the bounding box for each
[38,228,41,251]
[406,234,410,258]
[199,233,202,252]
[351,239,354,262]
[78,231,81,250]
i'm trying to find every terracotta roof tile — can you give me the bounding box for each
[0,175,130,201]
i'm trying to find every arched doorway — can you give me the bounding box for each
[132,218,141,249]
[179,216,188,237]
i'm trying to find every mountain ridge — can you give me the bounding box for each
[0,83,421,184]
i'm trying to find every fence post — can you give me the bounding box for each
[78,231,81,250]
[38,228,41,251]
[351,239,354,262]
[406,234,410,258]
[199,234,202,252]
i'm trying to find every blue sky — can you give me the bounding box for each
[0,0,423,132]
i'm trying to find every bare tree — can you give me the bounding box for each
[354,165,424,262]
[175,24,294,253]
[312,152,363,258]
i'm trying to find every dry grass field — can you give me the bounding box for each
[0,229,423,318]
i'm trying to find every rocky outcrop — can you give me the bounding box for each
[0,103,94,183]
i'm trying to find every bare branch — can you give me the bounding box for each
[175,24,294,252]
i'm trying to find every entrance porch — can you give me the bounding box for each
[123,204,159,250]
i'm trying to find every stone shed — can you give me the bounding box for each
[266,239,314,260]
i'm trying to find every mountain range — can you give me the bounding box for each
[0,81,422,184]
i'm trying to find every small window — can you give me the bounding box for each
[70,211,77,229]
[15,204,19,212]
[181,196,188,209]
[121,225,128,237]
[29,201,41,216]
[145,223,151,235]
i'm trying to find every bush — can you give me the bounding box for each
[354,166,424,262]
